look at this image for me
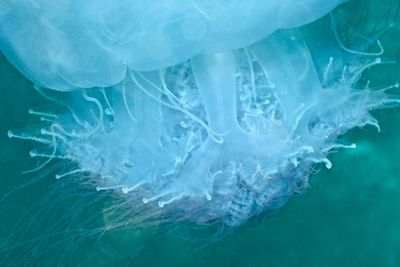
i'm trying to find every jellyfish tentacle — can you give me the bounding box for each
[330,14,385,56]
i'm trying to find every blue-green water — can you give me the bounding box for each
[1,1,400,266]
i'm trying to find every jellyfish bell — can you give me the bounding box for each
[0,0,346,90]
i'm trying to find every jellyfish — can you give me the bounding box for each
[1,0,399,252]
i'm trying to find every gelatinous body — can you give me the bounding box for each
[3,0,399,228]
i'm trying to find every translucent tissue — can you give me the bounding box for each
[0,0,345,89]
[3,1,398,227]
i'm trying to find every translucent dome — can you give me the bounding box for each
[0,0,345,90]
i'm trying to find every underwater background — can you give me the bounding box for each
[0,0,400,266]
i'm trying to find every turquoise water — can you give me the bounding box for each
[1,1,400,266]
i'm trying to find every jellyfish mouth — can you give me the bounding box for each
[8,29,399,226]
